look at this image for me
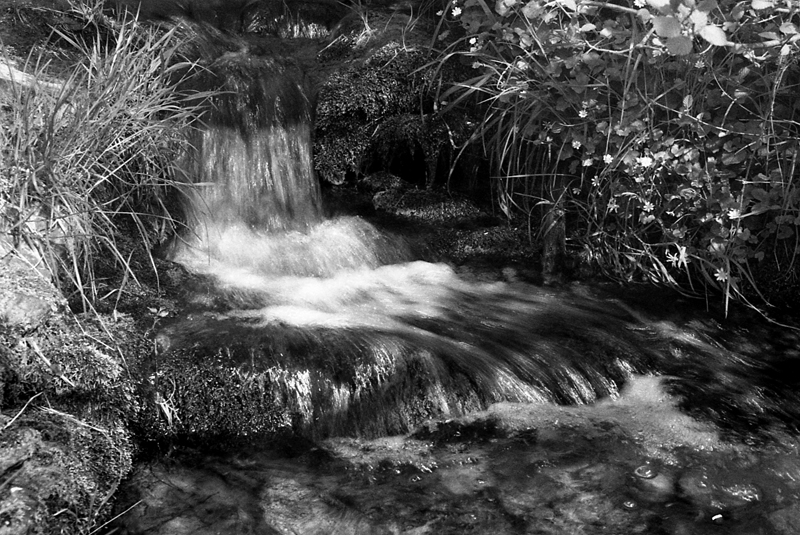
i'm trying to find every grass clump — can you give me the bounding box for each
[429,0,800,312]
[0,6,213,311]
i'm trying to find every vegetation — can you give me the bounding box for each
[0,3,213,311]
[430,0,800,311]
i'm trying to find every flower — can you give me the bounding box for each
[635,176,645,183]
[591,175,601,187]
[516,60,529,71]
[607,198,619,213]
[572,140,582,149]
[452,6,462,16]
[642,200,654,212]
[714,268,728,282]
[436,9,443,16]
[634,0,646,6]
[637,156,654,167]
[583,158,593,167]
[603,154,613,164]
[727,208,741,219]
[578,109,588,118]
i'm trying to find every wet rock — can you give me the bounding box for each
[678,466,762,513]
[243,0,345,37]
[632,469,675,503]
[359,171,408,194]
[768,505,800,535]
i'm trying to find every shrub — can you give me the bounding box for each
[0,11,213,310]
[431,0,800,311]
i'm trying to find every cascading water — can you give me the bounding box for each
[118,30,800,535]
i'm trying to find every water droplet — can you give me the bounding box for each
[711,513,724,524]
[634,465,658,479]
[622,500,637,510]
[410,475,421,483]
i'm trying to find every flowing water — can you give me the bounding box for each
[113,35,800,535]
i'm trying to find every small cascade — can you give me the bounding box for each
[156,30,800,447]
[173,45,322,263]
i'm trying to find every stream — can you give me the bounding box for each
[111,18,800,535]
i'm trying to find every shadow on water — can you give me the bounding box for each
[113,25,800,535]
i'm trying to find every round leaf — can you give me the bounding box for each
[699,25,729,46]
[653,16,682,38]
[666,35,693,55]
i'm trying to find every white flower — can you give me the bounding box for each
[583,158,593,167]
[452,6,462,16]
[572,140,582,149]
[436,10,444,16]
[637,156,654,167]
[634,0,646,6]
[578,109,588,118]
[635,176,645,183]
[591,175,601,187]
[643,200,654,212]
[608,198,619,213]
[603,154,614,164]
[695,59,705,69]
[714,268,728,282]
[668,245,690,268]
[469,37,478,45]
[516,60,529,71]
[727,208,741,219]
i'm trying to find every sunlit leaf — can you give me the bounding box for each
[750,0,774,9]
[758,31,780,40]
[647,0,671,9]
[780,22,799,35]
[521,0,542,19]
[690,10,708,30]
[666,35,693,55]
[556,0,577,11]
[699,25,729,45]
[653,16,682,38]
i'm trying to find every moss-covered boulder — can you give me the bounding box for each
[313,4,470,187]
[0,244,144,534]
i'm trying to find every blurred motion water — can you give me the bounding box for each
[115,30,800,535]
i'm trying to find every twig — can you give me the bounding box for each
[88,500,142,535]
[2,392,43,432]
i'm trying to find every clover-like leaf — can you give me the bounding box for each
[666,35,693,55]
[697,0,718,11]
[653,16,682,37]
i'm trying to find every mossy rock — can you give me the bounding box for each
[0,410,133,534]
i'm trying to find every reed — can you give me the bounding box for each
[0,8,215,311]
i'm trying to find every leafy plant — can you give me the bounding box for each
[430,0,800,311]
[0,13,215,311]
